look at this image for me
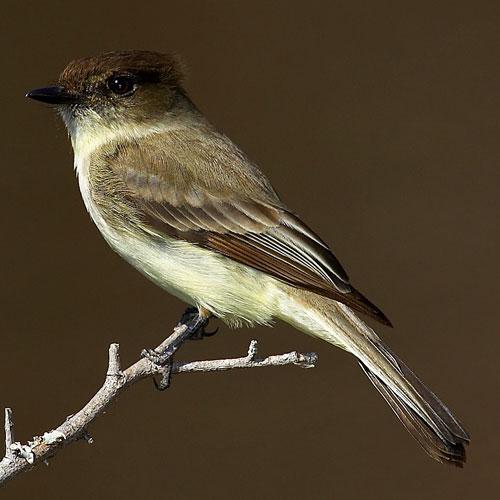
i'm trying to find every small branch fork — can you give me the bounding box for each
[0,323,317,486]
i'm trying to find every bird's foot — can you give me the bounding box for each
[141,347,167,365]
[180,307,219,339]
[141,307,216,390]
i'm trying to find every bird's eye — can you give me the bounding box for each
[106,75,136,96]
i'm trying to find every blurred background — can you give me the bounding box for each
[0,1,498,498]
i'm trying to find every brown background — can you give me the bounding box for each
[0,1,498,498]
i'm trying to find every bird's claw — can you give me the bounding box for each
[189,325,219,340]
[141,348,169,366]
[141,306,220,390]
[141,349,173,390]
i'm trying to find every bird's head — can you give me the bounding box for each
[27,50,187,139]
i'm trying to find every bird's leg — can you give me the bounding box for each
[142,308,210,363]
[181,306,219,339]
[141,306,216,390]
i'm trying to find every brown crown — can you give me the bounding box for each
[59,50,185,88]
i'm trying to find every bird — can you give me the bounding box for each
[26,50,469,466]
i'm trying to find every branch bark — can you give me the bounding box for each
[0,325,317,487]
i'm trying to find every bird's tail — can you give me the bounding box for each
[277,290,470,466]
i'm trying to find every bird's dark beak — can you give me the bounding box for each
[26,85,79,105]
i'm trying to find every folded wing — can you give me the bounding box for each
[104,134,391,326]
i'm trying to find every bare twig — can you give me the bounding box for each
[0,325,317,487]
[174,348,317,373]
[106,343,122,377]
[3,409,13,461]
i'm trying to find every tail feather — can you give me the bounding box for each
[280,292,470,466]
[358,352,469,466]
[335,303,470,466]
[376,342,469,440]
[353,335,469,467]
[349,330,469,466]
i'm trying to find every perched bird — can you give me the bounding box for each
[27,50,469,466]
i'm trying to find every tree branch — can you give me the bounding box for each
[0,325,317,487]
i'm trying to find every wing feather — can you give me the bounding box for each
[102,133,391,326]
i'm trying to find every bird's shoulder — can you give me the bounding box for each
[91,124,282,209]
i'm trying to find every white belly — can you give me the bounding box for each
[73,134,285,328]
[106,227,281,327]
